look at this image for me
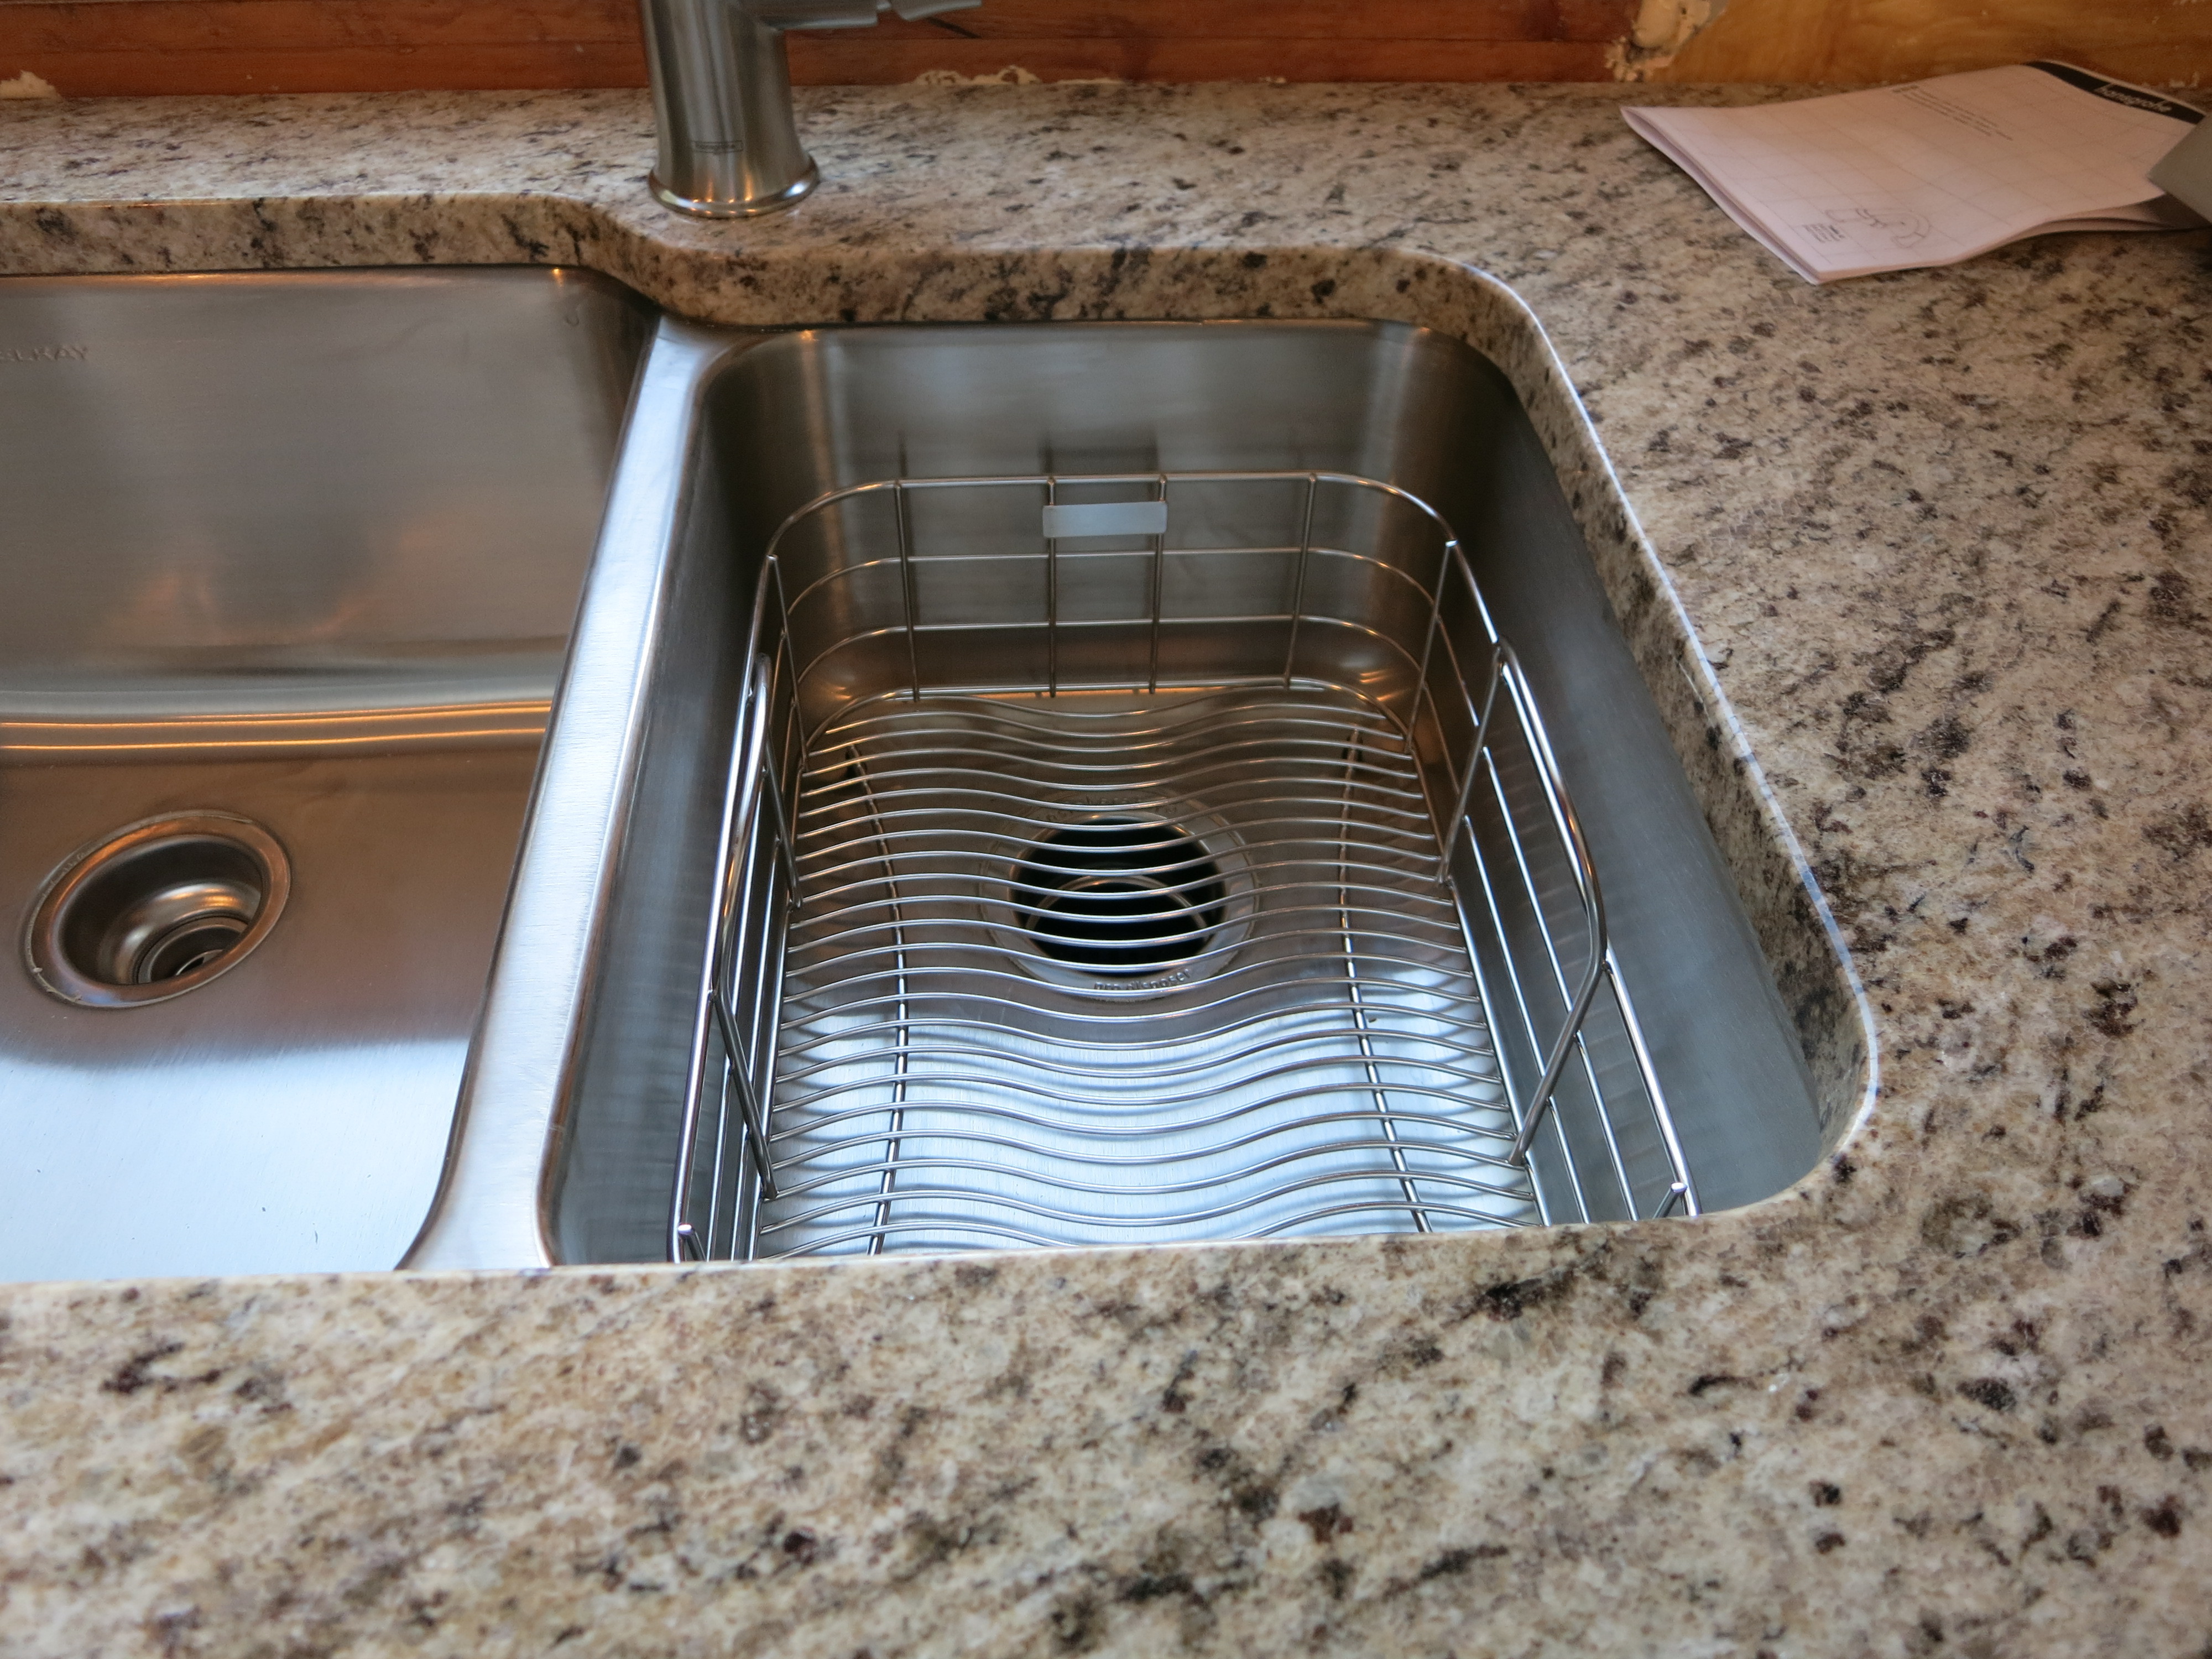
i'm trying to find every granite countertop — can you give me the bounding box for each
[2,82,2209,1657]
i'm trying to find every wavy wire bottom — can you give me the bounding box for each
[748,683,1538,1258]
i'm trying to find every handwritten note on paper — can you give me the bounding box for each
[1626,64,2204,284]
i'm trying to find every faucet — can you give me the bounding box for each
[641,0,982,217]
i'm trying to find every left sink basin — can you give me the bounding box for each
[0,268,652,1281]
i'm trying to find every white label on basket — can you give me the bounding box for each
[1042,500,1167,539]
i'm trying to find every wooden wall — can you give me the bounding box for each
[0,0,2205,99]
[1650,0,2204,90]
[0,0,1636,96]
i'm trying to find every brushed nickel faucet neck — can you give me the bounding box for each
[641,0,980,218]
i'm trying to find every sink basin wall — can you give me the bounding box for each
[0,269,648,717]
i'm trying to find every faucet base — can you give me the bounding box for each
[647,158,820,219]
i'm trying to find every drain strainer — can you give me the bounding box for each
[1014,819,1226,975]
[995,812,1253,995]
[24,813,290,1008]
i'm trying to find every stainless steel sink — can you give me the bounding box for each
[410,318,1834,1270]
[0,268,650,1280]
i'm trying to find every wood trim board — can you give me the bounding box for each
[3,0,1637,95]
[0,0,2203,97]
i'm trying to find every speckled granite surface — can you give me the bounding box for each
[2,83,2210,1657]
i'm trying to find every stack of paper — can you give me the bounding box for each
[1626,62,2204,284]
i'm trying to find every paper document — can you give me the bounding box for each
[1625,63,2204,283]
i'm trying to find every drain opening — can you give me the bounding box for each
[24,813,290,1008]
[111,888,255,984]
[1013,818,1227,977]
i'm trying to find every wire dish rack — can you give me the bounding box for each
[672,469,1697,1261]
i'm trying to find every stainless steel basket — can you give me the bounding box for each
[672,469,1695,1261]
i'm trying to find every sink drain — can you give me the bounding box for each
[1011,817,1229,979]
[24,813,290,1008]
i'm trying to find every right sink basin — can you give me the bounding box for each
[411,317,1842,1270]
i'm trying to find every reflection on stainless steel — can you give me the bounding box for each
[26,812,290,1008]
[642,0,981,217]
[0,700,552,760]
[0,267,651,1282]
[411,319,1828,1270]
[670,468,1692,1261]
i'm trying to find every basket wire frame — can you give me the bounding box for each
[672,471,1697,1262]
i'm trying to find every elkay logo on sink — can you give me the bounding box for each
[0,343,88,363]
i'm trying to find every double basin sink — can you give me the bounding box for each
[0,267,1835,1280]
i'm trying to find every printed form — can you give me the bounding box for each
[1626,63,2204,283]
